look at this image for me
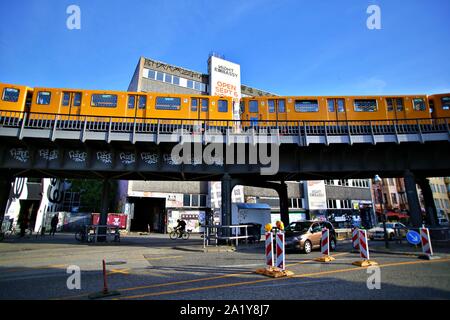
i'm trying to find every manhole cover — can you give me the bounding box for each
[105,261,127,265]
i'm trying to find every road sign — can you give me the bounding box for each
[406,230,421,245]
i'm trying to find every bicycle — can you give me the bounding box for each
[169,228,191,240]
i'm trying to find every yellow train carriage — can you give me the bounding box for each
[428,93,450,119]
[240,95,430,127]
[0,82,33,118]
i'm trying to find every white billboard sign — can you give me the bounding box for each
[305,181,327,210]
[208,56,241,120]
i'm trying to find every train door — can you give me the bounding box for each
[386,97,406,120]
[267,99,286,122]
[327,98,347,122]
[61,91,82,119]
[247,99,259,127]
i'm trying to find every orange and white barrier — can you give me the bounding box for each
[352,229,378,267]
[321,228,330,255]
[265,232,274,267]
[359,229,370,260]
[420,227,433,256]
[352,227,359,251]
[314,228,336,263]
[275,232,285,270]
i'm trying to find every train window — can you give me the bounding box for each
[386,98,394,112]
[155,97,181,110]
[441,97,450,110]
[73,92,82,106]
[278,99,286,113]
[191,98,198,112]
[354,99,377,112]
[201,98,209,111]
[128,96,135,109]
[91,94,118,108]
[218,100,228,113]
[268,100,275,113]
[249,100,258,113]
[62,92,71,106]
[396,98,404,112]
[138,96,146,109]
[413,98,426,111]
[2,88,20,102]
[327,99,335,112]
[337,99,345,112]
[37,91,52,105]
[295,100,319,112]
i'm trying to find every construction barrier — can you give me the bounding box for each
[256,223,293,278]
[352,227,359,251]
[352,229,378,267]
[276,232,285,270]
[314,228,335,263]
[265,232,274,267]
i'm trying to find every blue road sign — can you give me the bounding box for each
[406,230,421,245]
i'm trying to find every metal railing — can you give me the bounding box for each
[1,110,449,138]
[203,224,254,248]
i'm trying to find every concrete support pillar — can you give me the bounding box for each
[97,179,111,242]
[279,181,290,227]
[221,174,232,227]
[417,177,438,227]
[0,176,13,226]
[404,171,422,228]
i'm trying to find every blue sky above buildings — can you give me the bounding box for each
[0,0,449,95]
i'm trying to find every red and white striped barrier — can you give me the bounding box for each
[265,232,274,267]
[352,227,359,251]
[359,229,370,260]
[321,228,330,255]
[276,232,285,270]
[420,227,433,256]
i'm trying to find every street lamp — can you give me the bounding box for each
[374,175,389,249]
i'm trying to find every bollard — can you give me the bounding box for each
[352,227,359,252]
[419,227,440,260]
[265,232,274,268]
[88,259,120,299]
[314,228,335,263]
[352,229,378,267]
[275,232,285,270]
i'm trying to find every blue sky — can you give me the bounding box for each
[1,0,449,95]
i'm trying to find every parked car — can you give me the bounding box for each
[438,218,449,227]
[285,221,337,254]
[368,222,408,241]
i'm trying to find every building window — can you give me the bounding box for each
[2,88,20,102]
[295,100,319,113]
[173,76,180,86]
[200,195,207,207]
[327,199,337,209]
[148,69,156,80]
[391,193,398,205]
[164,74,172,83]
[187,80,194,89]
[194,81,202,91]
[354,99,377,112]
[191,195,199,207]
[183,194,190,206]
[156,72,164,81]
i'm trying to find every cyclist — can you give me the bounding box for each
[174,219,187,238]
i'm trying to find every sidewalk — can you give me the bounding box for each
[367,239,450,257]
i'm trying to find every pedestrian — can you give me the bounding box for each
[50,214,59,236]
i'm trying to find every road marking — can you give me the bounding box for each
[144,255,183,261]
[116,257,450,300]
[57,253,348,300]
[108,268,130,275]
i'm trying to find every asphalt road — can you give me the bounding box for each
[0,233,449,300]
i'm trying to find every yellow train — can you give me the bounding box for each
[1,82,449,127]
